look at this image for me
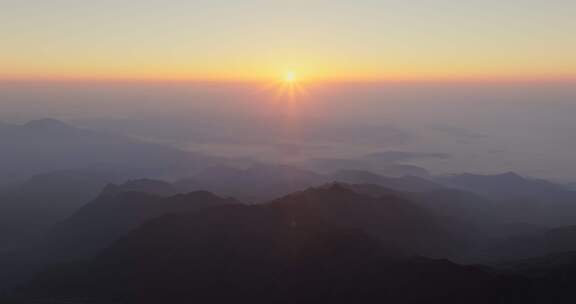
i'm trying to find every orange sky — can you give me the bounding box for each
[1,1,575,83]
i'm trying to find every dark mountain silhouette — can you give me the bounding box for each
[331,182,558,262]
[0,169,116,248]
[476,225,576,262]
[0,177,232,292]
[41,182,461,262]
[42,181,241,261]
[25,200,506,304]
[331,182,491,225]
[319,182,524,261]
[0,170,116,291]
[426,221,576,265]
[13,182,576,303]
[496,251,576,303]
[545,226,576,253]
[269,183,463,257]
[406,189,541,240]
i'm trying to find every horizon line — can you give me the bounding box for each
[1,75,575,85]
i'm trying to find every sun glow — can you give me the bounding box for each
[274,70,308,102]
[258,70,309,102]
[285,71,296,83]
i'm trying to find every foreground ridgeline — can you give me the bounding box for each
[24,184,497,303]
[2,183,573,303]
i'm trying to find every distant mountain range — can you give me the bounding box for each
[439,172,576,202]
[0,119,225,183]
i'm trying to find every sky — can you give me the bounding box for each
[2,0,576,82]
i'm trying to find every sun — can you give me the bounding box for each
[284,71,297,83]
[265,70,308,101]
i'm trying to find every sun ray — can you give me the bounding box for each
[272,71,308,101]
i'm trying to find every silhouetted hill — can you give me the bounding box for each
[439,222,576,265]
[0,170,116,248]
[42,182,241,261]
[545,226,576,253]
[0,170,116,291]
[477,225,576,262]
[333,182,491,225]
[8,174,576,302]
[496,251,576,303]
[333,182,565,261]
[321,183,532,260]
[269,183,460,257]
[26,201,505,304]
[23,183,576,303]
[43,182,462,262]
[405,189,544,244]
